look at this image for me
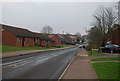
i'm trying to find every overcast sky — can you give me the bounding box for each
[1,1,118,35]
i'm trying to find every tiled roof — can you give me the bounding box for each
[2,24,34,38]
[62,35,73,42]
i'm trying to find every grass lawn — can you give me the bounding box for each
[92,62,119,80]
[88,50,105,56]
[91,57,120,61]
[1,45,72,52]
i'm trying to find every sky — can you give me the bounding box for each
[0,0,118,35]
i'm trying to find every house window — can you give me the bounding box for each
[17,37,21,44]
[2,29,4,32]
[26,38,29,42]
[35,39,38,43]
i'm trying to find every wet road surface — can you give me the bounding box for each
[2,46,80,79]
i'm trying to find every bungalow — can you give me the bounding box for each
[55,34,65,44]
[62,35,73,44]
[36,33,55,47]
[69,35,78,43]
[48,34,62,45]
[2,24,36,47]
[1,24,54,47]
[48,34,74,45]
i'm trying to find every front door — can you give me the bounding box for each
[22,37,25,47]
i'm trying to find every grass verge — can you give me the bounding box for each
[88,50,105,56]
[91,57,120,61]
[92,62,119,80]
[1,45,72,52]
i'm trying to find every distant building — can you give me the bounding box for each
[82,35,89,47]
[48,34,62,45]
[62,35,73,44]
[112,24,120,45]
[69,35,77,42]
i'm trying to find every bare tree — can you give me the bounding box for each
[88,6,117,48]
[88,26,103,48]
[75,32,81,37]
[41,26,53,34]
[75,32,82,43]
[118,1,120,24]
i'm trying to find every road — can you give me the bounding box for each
[2,46,80,79]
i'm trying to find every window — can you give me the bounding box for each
[35,39,38,43]
[2,29,4,32]
[26,38,29,42]
[17,37,21,44]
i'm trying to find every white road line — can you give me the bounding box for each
[13,61,33,68]
[3,60,31,68]
[2,60,24,66]
[58,57,75,80]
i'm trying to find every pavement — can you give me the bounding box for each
[62,49,98,79]
[61,48,119,80]
[1,45,76,58]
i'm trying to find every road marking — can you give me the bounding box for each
[12,61,33,68]
[3,60,33,69]
[2,60,24,66]
[58,57,75,80]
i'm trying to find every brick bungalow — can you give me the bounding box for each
[33,33,54,47]
[55,34,65,44]
[2,25,35,47]
[48,34,62,45]
[112,24,120,45]
[62,35,73,44]
[48,34,74,45]
[1,24,54,47]
[69,35,78,43]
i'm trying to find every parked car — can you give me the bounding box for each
[78,45,83,48]
[99,44,120,53]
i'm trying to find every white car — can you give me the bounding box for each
[78,45,83,48]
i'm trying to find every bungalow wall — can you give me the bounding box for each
[47,41,51,46]
[48,41,54,46]
[34,38,41,46]
[2,28,17,46]
[23,38,35,47]
[41,40,48,47]
[16,37,35,47]
[2,28,35,47]
[16,37,23,47]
